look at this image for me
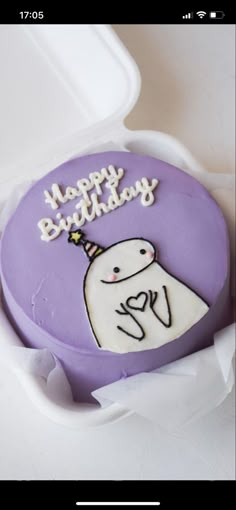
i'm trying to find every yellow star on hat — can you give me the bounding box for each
[68,230,83,245]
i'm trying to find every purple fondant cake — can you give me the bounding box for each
[0,152,231,402]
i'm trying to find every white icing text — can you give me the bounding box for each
[38,165,159,242]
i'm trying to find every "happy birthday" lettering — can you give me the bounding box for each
[38,165,159,242]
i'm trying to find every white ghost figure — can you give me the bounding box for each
[69,232,209,354]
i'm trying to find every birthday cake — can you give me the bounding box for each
[0,152,231,402]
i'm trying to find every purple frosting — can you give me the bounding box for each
[0,152,230,402]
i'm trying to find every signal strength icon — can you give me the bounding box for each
[182,12,193,19]
[196,10,207,18]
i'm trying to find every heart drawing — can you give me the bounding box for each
[126,292,148,312]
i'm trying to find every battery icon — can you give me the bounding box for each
[209,11,225,19]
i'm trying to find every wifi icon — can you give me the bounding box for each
[196,11,207,18]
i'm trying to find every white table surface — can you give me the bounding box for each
[0,24,235,480]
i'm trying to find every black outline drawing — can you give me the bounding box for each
[149,286,172,328]
[68,231,209,350]
[114,287,171,340]
[100,238,156,284]
[115,303,145,341]
[68,229,104,261]
[95,237,209,307]
[126,292,148,312]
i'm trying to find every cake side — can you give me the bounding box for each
[1,271,231,402]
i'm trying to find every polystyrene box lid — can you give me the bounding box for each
[0,24,141,182]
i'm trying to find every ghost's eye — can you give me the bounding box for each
[113,267,120,273]
[140,249,146,255]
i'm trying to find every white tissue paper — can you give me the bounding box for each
[0,169,235,429]
[93,324,235,430]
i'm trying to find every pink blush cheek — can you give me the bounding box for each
[107,274,117,282]
[146,251,154,260]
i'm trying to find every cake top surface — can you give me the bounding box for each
[0,151,228,353]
